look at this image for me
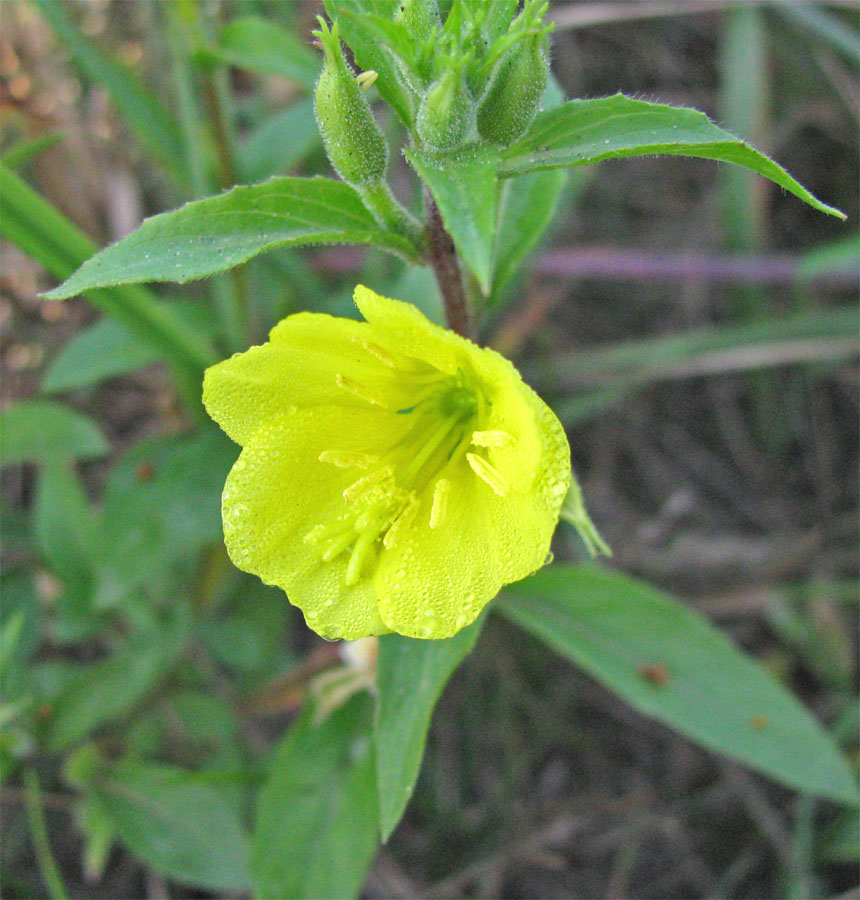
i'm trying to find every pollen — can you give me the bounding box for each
[471,429,513,448]
[357,338,399,368]
[429,478,450,529]
[319,450,379,469]
[343,465,395,501]
[466,452,509,496]
[335,373,389,408]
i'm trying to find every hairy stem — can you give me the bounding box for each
[426,195,471,339]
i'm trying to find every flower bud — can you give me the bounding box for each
[394,0,440,41]
[476,32,548,146]
[416,63,473,149]
[313,18,387,185]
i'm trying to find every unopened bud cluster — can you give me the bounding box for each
[313,0,553,182]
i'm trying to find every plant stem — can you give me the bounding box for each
[23,769,68,900]
[426,195,471,338]
[358,179,425,258]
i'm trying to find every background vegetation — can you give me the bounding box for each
[1,1,857,898]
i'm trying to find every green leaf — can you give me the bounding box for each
[44,623,186,751]
[94,760,250,893]
[0,401,108,466]
[0,164,216,382]
[44,176,420,301]
[95,429,236,608]
[0,132,65,169]
[0,571,41,694]
[33,0,185,182]
[375,615,484,841]
[324,0,415,126]
[405,144,501,294]
[42,318,159,394]
[499,94,846,219]
[236,99,321,183]
[252,694,378,900]
[213,16,320,89]
[499,565,858,805]
[34,462,98,585]
[492,168,567,301]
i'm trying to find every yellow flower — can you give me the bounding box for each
[202,286,571,640]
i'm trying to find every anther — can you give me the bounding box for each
[357,338,398,368]
[429,478,450,529]
[345,530,377,585]
[355,70,379,90]
[471,430,513,448]
[466,452,509,497]
[321,530,355,562]
[335,374,389,408]
[343,465,394,502]
[319,450,379,469]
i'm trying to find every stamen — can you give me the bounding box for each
[471,430,513,448]
[358,339,398,368]
[319,450,379,469]
[466,452,509,497]
[383,495,420,549]
[343,465,394,502]
[429,478,450,529]
[345,530,377,585]
[321,530,355,562]
[303,523,330,545]
[335,374,389,408]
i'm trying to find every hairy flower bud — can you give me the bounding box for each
[477,32,548,146]
[416,63,473,149]
[313,18,387,185]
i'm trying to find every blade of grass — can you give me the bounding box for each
[0,164,215,416]
[720,5,768,254]
[541,309,859,425]
[23,769,68,900]
[165,0,247,352]
[719,6,782,450]
[1,133,66,169]
[776,4,860,65]
[34,0,186,185]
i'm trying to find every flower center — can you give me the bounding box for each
[305,367,494,585]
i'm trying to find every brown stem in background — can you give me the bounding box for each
[426,195,472,339]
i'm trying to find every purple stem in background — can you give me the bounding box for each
[313,246,857,288]
[534,247,858,288]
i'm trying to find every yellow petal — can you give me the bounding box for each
[203,312,416,445]
[222,406,411,640]
[353,285,460,375]
[375,466,498,638]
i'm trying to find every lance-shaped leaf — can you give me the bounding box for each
[500,565,858,805]
[405,144,501,295]
[34,0,185,182]
[499,94,845,219]
[44,177,421,301]
[252,694,378,900]
[375,614,484,841]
